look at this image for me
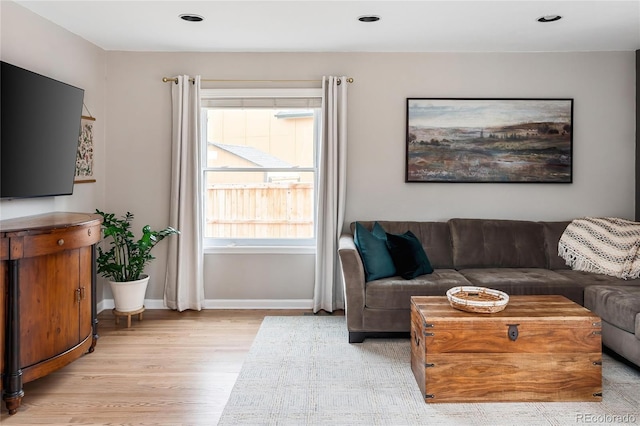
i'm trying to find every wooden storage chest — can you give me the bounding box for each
[410,295,602,403]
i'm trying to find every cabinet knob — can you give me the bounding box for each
[57,239,64,246]
[88,228,92,236]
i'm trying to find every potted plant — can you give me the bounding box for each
[95,209,179,313]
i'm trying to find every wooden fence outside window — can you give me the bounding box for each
[205,183,314,238]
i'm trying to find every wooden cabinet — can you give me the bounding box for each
[0,212,101,415]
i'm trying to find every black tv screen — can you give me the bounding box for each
[1,61,85,199]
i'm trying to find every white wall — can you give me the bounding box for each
[105,50,635,305]
[0,2,107,220]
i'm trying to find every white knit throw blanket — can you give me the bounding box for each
[558,217,640,280]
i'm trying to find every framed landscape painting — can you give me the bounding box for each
[406,98,573,183]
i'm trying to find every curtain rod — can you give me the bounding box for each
[161,77,354,84]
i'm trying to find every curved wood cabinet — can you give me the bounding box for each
[0,212,101,415]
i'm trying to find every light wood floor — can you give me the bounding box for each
[1,309,339,425]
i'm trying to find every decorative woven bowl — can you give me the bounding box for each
[446,286,509,314]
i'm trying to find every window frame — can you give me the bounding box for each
[200,88,322,249]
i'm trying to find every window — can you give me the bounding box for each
[201,88,322,248]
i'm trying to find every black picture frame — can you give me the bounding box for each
[406,98,573,183]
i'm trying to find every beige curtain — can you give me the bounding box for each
[164,75,205,311]
[313,76,348,313]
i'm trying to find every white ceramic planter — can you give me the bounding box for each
[109,274,150,313]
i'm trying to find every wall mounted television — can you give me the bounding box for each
[1,61,85,199]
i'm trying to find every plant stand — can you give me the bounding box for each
[113,306,145,328]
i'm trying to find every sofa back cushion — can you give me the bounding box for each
[541,221,571,270]
[449,218,547,269]
[350,221,454,269]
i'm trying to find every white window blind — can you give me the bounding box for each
[201,88,322,108]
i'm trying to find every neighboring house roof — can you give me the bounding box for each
[274,110,314,119]
[210,143,292,168]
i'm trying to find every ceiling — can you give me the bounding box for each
[14,1,640,53]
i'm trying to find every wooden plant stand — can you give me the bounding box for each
[113,307,145,328]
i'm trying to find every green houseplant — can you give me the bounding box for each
[96,209,179,313]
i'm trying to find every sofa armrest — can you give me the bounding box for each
[338,233,365,332]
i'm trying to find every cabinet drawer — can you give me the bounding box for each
[22,224,101,258]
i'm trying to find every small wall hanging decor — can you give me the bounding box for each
[75,115,96,183]
[406,98,573,183]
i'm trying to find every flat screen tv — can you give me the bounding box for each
[1,61,85,199]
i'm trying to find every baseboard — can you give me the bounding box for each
[204,299,314,309]
[97,298,313,313]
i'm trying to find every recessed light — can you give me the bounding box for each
[537,15,562,23]
[179,14,204,22]
[358,15,380,23]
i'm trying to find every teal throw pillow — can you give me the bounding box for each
[385,230,434,279]
[354,222,397,282]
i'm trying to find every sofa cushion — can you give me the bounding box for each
[354,222,396,282]
[449,219,547,269]
[385,230,434,279]
[351,221,453,269]
[584,285,640,335]
[541,221,571,270]
[365,269,471,309]
[459,268,585,304]
[555,270,640,287]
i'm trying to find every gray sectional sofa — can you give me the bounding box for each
[338,218,640,369]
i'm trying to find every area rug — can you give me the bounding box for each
[218,316,640,425]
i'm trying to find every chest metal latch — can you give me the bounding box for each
[507,324,519,341]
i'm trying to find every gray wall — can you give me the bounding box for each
[105,51,635,306]
[636,49,640,222]
[0,1,109,299]
[2,2,636,308]
[0,1,107,221]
